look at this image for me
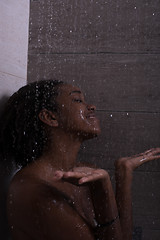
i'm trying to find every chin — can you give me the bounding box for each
[78,127,101,141]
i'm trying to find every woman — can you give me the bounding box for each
[1,80,160,240]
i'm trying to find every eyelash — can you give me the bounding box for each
[73,99,83,103]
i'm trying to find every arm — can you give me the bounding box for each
[115,159,133,240]
[115,148,160,240]
[89,172,122,240]
[55,167,122,240]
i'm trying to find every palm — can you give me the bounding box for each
[115,148,160,171]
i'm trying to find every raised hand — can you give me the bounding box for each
[53,167,109,185]
[53,166,122,239]
[115,148,160,171]
[115,148,160,240]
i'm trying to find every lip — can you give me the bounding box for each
[86,113,97,119]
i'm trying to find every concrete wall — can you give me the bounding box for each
[0,1,30,239]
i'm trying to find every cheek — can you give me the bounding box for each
[58,107,82,128]
[66,109,86,130]
[57,107,71,127]
[57,103,87,130]
[71,109,85,126]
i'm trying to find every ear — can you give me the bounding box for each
[38,109,59,127]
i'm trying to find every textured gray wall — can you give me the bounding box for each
[28,1,160,239]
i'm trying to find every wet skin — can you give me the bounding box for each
[55,84,101,139]
[7,84,102,240]
[7,84,160,240]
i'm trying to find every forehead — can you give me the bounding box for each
[58,84,82,96]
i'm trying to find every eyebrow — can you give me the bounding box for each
[69,90,82,95]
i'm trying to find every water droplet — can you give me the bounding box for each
[134,6,137,9]
[127,113,129,116]
[153,13,155,16]
[80,110,85,120]
[110,114,113,118]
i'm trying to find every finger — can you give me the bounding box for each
[127,152,147,159]
[144,148,154,154]
[63,171,88,179]
[131,148,157,158]
[139,154,160,163]
[53,171,64,180]
[79,172,102,184]
[73,167,93,174]
[149,148,160,156]
[125,148,159,160]
[141,149,160,159]
[133,150,152,157]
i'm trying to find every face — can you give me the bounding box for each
[55,84,101,140]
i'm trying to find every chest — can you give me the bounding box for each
[55,181,97,228]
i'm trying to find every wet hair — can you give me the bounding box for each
[0,80,64,168]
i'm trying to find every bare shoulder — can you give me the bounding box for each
[8,166,62,208]
[8,169,50,221]
[7,168,70,239]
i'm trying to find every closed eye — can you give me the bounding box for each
[72,99,83,103]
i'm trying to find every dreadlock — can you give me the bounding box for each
[0,80,64,168]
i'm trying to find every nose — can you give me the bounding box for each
[87,104,96,111]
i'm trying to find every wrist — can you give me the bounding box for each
[90,170,111,188]
[115,161,133,177]
[97,214,120,228]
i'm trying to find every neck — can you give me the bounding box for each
[40,129,82,171]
